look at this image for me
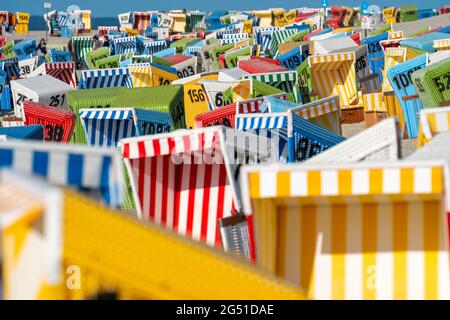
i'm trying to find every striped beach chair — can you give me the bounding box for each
[81,106,171,146]
[308,52,358,109]
[79,108,139,147]
[417,107,450,147]
[387,54,427,138]
[240,158,450,299]
[119,126,273,252]
[269,28,299,57]
[128,63,152,87]
[78,68,133,89]
[0,125,43,141]
[219,33,250,45]
[0,140,125,207]
[265,95,342,134]
[141,40,167,55]
[71,36,94,66]
[235,102,344,162]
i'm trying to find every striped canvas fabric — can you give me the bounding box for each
[236,114,287,130]
[238,98,265,114]
[433,39,450,50]
[113,37,137,55]
[260,31,275,53]
[253,10,273,27]
[169,13,187,33]
[133,12,151,30]
[215,28,241,40]
[241,163,450,299]
[120,128,236,247]
[309,53,357,108]
[98,26,119,36]
[253,27,279,45]
[0,140,124,207]
[80,108,138,147]
[188,11,206,29]
[196,94,288,128]
[128,65,153,87]
[144,31,159,40]
[57,12,68,27]
[237,94,288,114]
[388,30,404,40]
[222,33,250,42]
[219,37,250,45]
[0,58,20,84]
[120,127,272,248]
[78,68,133,89]
[289,96,341,134]
[81,10,92,30]
[292,96,339,120]
[363,92,385,112]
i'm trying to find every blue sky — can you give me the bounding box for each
[2,0,448,16]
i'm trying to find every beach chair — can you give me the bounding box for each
[240,157,450,299]
[28,62,76,89]
[119,126,273,253]
[23,101,75,143]
[78,68,133,89]
[0,170,305,300]
[0,140,124,207]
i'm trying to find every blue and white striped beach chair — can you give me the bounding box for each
[79,107,173,147]
[79,108,139,147]
[0,140,125,207]
[112,36,138,55]
[141,40,167,55]
[78,68,133,89]
[235,105,345,163]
